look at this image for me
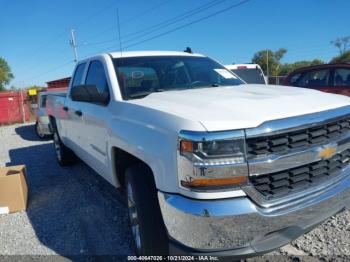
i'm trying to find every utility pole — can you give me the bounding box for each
[266,50,269,84]
[70,29,78,63]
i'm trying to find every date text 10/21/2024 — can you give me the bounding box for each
[127,256,219,261]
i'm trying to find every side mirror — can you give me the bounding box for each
[71,85,109,105]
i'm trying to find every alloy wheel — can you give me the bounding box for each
[127,182,141,253]
[53,132,62,162]
[36,123,45,138]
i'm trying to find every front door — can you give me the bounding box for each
[78,59,111,180]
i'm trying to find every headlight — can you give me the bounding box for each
[178,130,248,191]
[180,139,245,164]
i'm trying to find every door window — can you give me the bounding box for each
[297,69,330,88]
[85,60,110,97]
[334,68,350,87]
[288,73,302,86]
[71,63,86,88]
[40,95,47,108]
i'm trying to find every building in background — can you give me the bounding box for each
[46,77,71,91]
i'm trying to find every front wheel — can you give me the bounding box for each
[53,130,76,166]
[125,164,169,255]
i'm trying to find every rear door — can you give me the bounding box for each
[63,62,87,151]
[331,68,350,96]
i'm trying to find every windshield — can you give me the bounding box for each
[113,56,244,99]
[231,68,265,84]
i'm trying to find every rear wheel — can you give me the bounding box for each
[125,164,169,255]
[35,122,46,139]
[53,129,76,166]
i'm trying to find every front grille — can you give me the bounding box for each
[250,148,350,199]
[247,117,350,157]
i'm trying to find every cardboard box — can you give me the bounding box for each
[0,165,28,214]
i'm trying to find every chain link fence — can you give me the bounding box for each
[268,76,287,85]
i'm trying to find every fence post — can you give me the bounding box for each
[19,91,25,123]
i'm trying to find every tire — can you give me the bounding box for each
[125,164,169,255]
[35,122,46,139]
[53,129,76,166]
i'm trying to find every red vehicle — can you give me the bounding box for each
[284,63,350,96]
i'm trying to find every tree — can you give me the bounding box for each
[279,59,324,76]
[331,36,350,55]
[0,58,14,91]
[330,50,350,63]
[252,48,287,76]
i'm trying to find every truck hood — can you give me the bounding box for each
[128,84,350,131]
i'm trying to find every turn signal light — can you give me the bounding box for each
[180,140,193,153]
[181,176,247,189]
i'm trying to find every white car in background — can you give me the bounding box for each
[225,63,267,84]
[34,91,66,138]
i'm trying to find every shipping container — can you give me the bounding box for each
[0,91,30,125]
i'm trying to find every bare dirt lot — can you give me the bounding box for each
[0,123,349,261]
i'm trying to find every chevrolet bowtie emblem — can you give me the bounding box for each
[318,145,337,159]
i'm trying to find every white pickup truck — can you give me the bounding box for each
[47,51,350,258]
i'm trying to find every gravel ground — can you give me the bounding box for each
[0,123,349,261]
[0,123,132,260]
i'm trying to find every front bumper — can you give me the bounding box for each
[158,171,350,257]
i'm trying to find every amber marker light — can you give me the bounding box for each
[180,140,193,153]
[181,176,247,189]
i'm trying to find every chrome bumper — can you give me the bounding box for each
[158,171,350,255]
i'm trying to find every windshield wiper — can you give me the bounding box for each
[129,89,164,99]
[129,84,220,99]
[191,83,220,89]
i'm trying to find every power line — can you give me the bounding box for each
[81,0,226,48]
[120,0,172,25]
[122,0,226,40]
[11,0,118,86]
[79,0,172,46]
[12,60,74,86]
[14,45,70,74]
[13,0,251,86]
[13,0,117,69]
[12,31,68,67]
[101,0,251,52]
[11,1,171,86]
[74,0,117,28]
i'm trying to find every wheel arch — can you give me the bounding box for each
[111,146,155,188]
[48,115,57,132]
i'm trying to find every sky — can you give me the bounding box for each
[1,0,350,88]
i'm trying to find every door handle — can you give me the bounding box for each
[63,106,69,111]
[75,110,83,117]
